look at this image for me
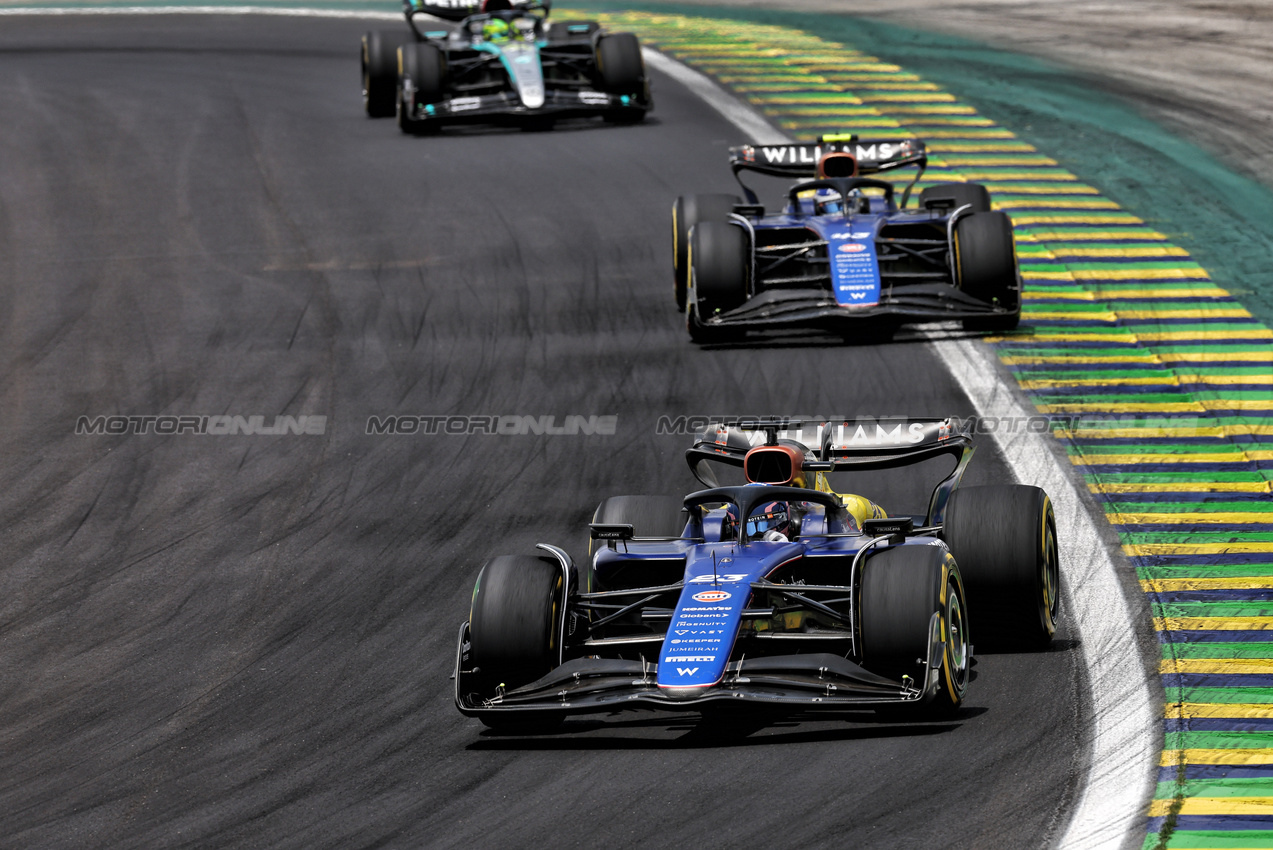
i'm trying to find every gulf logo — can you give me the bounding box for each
[692,590,731,603]
[838,243,868,253]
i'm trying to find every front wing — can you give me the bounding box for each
[453,618,947,719]
[407,89,643,122]
[698,286,1017,331]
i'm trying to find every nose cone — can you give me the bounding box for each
[661,686,708,701]
[504,44,545,109]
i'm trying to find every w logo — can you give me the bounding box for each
[677,667,699,676]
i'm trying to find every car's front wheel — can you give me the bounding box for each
[397,43,446,135]
[953,211,1020,331]
[468,555,562,700]
[673,194,741,312]
[860,544,970,717]
[687,220,748,344]
[362,30,409,118]
[596,33,646,124]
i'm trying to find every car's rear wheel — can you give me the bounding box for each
[468,555,562,700]
[860,545,969,716]
[942,484,1059,650]
[362,30,410,118]
[688,220,748,344]
[397,42,446,135]
[673,194,741,312]
[953,210,1020,331]
[920,181,991,213]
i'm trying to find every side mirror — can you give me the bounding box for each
[862,516,913,544]
[589,523,634,541]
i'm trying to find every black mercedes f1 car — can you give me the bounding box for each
[361,0,651,133]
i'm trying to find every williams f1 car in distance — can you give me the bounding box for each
[454,418,1060,730]
[672,135,1023,342]
[361,0,652,134]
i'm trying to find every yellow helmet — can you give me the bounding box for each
[482,18,510,41]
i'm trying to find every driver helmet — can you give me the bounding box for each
[482,17,511,42]
[725,500,795,542]
[511,17,537,40]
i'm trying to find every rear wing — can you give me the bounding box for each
[684,417,973,524]
[403,0,549,24]
[728,135,927,206]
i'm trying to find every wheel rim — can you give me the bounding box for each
[361,45,370,105]
[1041,515,1060,628]
[945,585,969,694]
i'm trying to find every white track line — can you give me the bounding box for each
[933,337,1157,850]
[647,46,1157,850]
[0,7,1159,845]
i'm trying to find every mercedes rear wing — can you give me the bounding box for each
[403,0,549,24]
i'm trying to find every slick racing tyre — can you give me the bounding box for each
[920,181,992,213]
[687,220,748,344]
[595,33,643,93]
[673,194,741,312]
[861,545,970,717]
[595,33,646,124]
[942,485,1060,650]
[953,211,1021,331]
[397,42,446,135]
[363,30,410,118]
[468,555,563,700]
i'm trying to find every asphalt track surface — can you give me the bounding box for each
[0,16,1085,848]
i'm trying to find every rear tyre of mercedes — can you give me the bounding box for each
[942,484,1060,650]
[687,220,748,345]
[673,193,741,312]
[953,210,1020,331]
[920,181,992,213]
[861,545,970,717]
[468,555,564,731]
[397,42,446,135]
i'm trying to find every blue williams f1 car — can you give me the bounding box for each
[361,0,651,134]
[672,135,1022,342]
[454,418,1060,730]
